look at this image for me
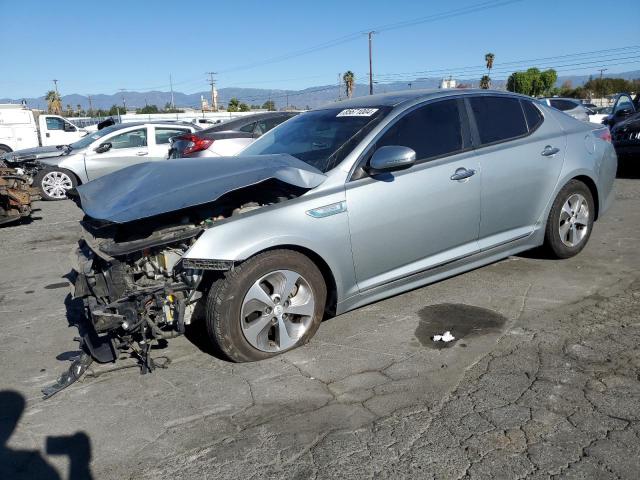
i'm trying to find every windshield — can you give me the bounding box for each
[68,124,123,150]
[241,106,392,172]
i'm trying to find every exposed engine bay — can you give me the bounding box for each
[0,166,38,225]
[43,180,304,397]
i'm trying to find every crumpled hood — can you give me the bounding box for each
[2,145,68,163]
[75,154,327,223]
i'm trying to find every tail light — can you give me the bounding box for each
[593,128,611,143]
[180,134,213,155]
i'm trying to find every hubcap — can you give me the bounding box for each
[559,193,589,248]
[41,171,72,199]
[240,269,315,353]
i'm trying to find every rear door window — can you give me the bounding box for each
[469,96,528,146]
[376,99,465,162]
[238,122,256,133]
[521,100,544,132]
[108,128,148,149]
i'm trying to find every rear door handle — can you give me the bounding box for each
[450,167,476,181]
[541,145,560,156]
[136,151,148,156]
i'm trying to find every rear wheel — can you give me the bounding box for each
[543,180,594,258]
[33,168,78,200]
[205,249,327,362]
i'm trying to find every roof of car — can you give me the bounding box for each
[316,88,525,110]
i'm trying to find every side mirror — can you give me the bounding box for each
[367,146,416,174]
[615,108,633,118]
[95,142,112,153]
[64,123,76,132]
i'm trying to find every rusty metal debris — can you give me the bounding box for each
[0,167,38,225]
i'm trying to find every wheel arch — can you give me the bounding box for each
[571,174,599,220]
[254,244,338,318]
[0,144,13,153]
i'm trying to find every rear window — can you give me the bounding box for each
[469,96,528,145]
[549,99,578,111]
[521,100,543,132]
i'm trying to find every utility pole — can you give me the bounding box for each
[367,31,376,95]
[206,72,218,112]
[52,79,59,95]
[598,68,608,80]
[87,95,93,113]
[337,73,342,101]
[169,74,175,110]
[119,89,127,112]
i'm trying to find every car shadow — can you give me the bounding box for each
[0,390,94,480]
[184,300,233,362]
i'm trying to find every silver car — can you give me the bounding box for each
[24,122,198,200]
[66,89,616,373]
[539,97,590,122]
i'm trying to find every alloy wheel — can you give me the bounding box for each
[558,193,590,248]
[240,269,315,352]
[41,171,73,199]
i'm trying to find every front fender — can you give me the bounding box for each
[184,191,359,301]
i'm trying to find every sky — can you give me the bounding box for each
[1,0,639,98]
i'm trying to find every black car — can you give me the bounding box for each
[607,93,640,160]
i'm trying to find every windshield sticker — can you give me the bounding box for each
[336,108,379,117]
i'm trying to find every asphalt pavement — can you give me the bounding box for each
[1,169,639,479]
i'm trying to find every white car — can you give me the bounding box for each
[589,106,612,125]
[4,121,199,200]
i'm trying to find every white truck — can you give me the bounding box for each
[0,104,87,154]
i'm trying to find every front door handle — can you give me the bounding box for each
[136,151,148,156]
[541,145,560,156]
[450,167,476,181]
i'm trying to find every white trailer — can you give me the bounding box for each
[0,104,87,154]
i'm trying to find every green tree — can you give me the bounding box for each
[239,103,250,112]
[227,97,240,112]
[45,90,62,114]
[343,71,355,99]
[483,53,495,88]
[506,68,557,97]
[262,100,276,111]
[107,104,122,116]
[136,105,159,114]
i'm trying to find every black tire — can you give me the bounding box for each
[33,167,78,201]
[205,249,327,362]
[543,179,595,259]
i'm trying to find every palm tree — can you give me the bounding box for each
[343,71,355,99]
[45,90,62,115]
[479,75,491,89]
[484,53,495,89]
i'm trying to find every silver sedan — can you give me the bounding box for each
[72,89,617,367]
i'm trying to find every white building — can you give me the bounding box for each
[439,77,457,89]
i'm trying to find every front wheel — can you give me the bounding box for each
[205,250,327,362]
[543,180,594,259]
[33,168,78,200]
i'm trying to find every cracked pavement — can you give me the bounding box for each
[0,173,639,479]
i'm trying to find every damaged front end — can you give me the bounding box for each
[43,155,326,398]
[0,167,38,225]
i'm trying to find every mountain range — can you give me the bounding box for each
[2,70,638,111]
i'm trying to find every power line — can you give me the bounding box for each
[371,46,640,79]
[215,0,523,74]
